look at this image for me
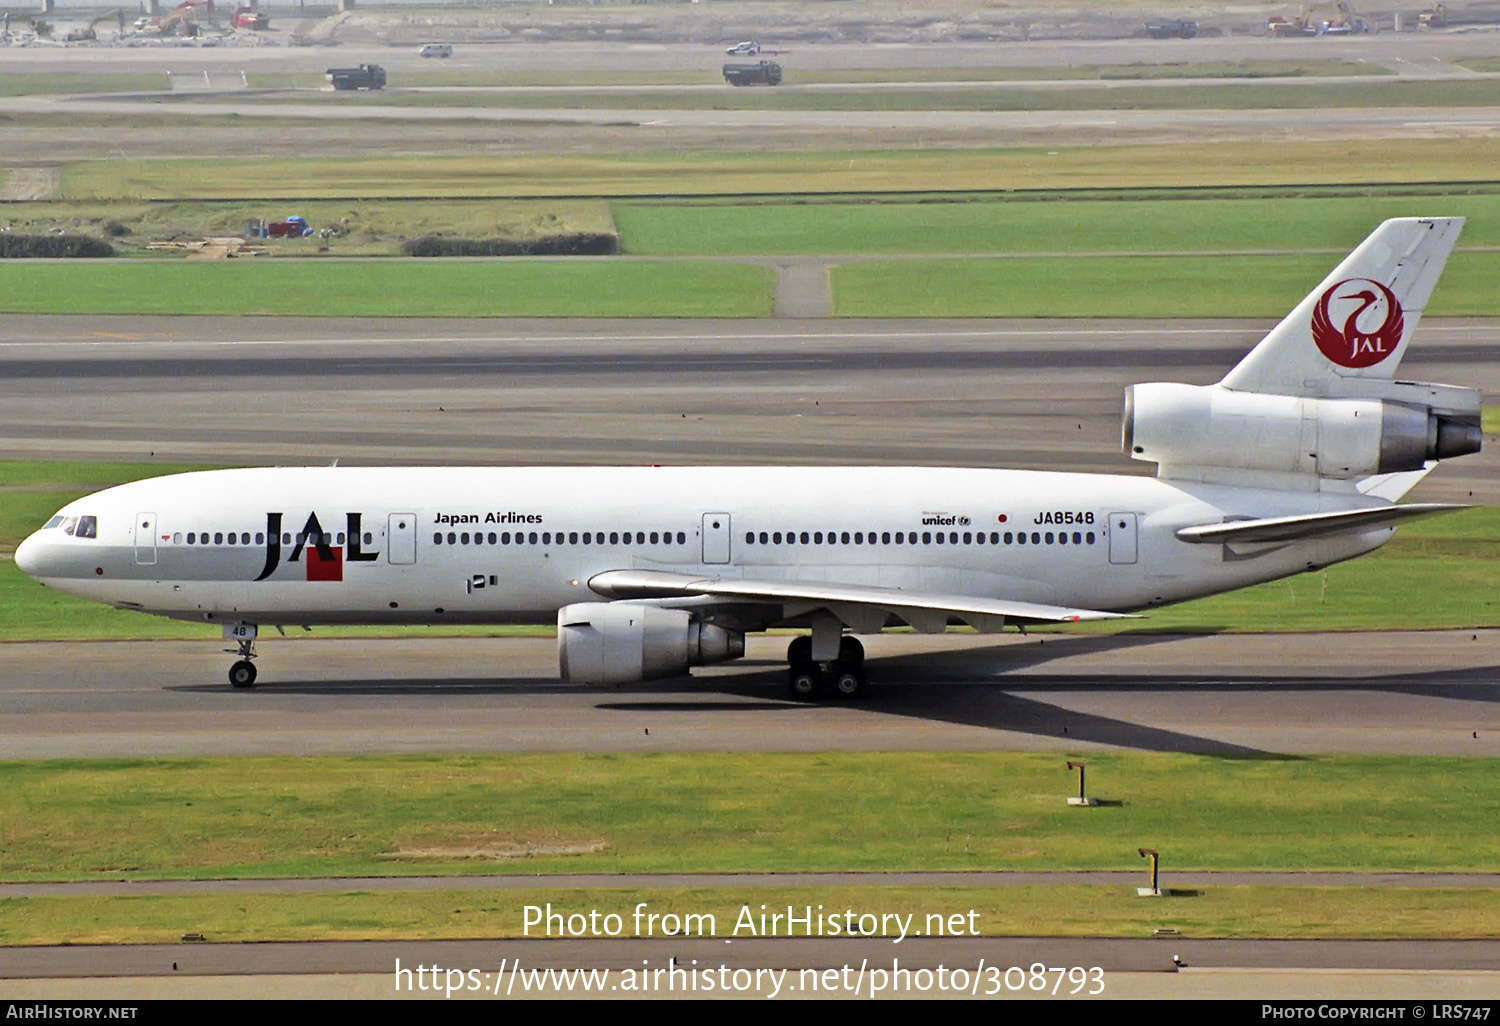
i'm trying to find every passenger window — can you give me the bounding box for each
[528,532,538,544]
[1045,532,1054,544]
[1059,533,1068,545]
[448,532,457,544]
[1017,532,1026,545]
[188,532,197,544]
[1086,531,1096,544]
[173,533,181,544]
[365,533,373,544]
[963,532,972,544]
[677,532,686,544]
[282,533,291,545]
[990,532,999,544]
[434,533,442,545]
[228,533,237,546]
[814,532,823,544]
[800,532,810,544]
[201,534,210,545]
[881,532,890,544]
[461,532,470,544]
[636,532,645,544]
[922,532,931,544]
[1031,532,1041,544]
[1073,532,1082,544]
[214,532,224,545]
[949,532,958,544]
[582,532,591,544]
[503,532,513,544]
[571,532,580,544]
[651,532,660,544]
[840,532,850,544]
[894,532,903,544]
[609,532,619,544]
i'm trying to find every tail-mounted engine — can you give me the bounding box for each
[558,603,745,685]
[1123,381,1481,480]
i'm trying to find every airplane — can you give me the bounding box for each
[13,217,1483,698]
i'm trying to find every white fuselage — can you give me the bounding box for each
[15,465,1391,628]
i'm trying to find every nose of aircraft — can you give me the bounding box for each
[13,531,45,579]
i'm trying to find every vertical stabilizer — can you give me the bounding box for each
[1219,217,1463,398]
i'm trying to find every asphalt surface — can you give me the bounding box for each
[3,630,1498,758]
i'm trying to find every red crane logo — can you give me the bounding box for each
[1311,278,1405,369]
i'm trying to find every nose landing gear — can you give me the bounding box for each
[227,632,258,688]
[785,634,866,700]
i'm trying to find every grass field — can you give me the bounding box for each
[56,139,1500,201]
[614,193,1500,256]
[4,753,1500,881]
[0,259,772,317]
[7,885,1500,946]
[831,251,1500,317]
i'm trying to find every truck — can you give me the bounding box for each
[722,60,782,87]
[326,64,386,91]
[1144,19,1198,38]
[230,6,267,30]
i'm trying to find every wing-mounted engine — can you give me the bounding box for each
[1123,380,1481,481]
[557,602,744,685]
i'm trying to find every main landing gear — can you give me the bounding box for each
[786,635,866,701]
[228,634,258,689]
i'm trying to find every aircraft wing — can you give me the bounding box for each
[1174,503,1466,545]
[587,568,1136,633]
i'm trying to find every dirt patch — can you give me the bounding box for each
[0,167,58,201]
[381,839,609,860]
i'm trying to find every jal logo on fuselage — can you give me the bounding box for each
[254,512,379,582]
[1311,278,1405,369]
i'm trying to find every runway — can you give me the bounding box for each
[3,630,1497,758]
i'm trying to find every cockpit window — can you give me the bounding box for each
[60,516,78,536]
[43,516,64,529]
[76,516,97,539]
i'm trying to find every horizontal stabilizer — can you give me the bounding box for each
[588,568,1136,628]
[1175,503,1466,545]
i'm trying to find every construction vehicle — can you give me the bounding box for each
[149,0,215,38]
[1419,4,1446,27]
[1144,19,1198,38]
[326,64,386,91]
[53,8,123,41]
[722,60,782,86]
[1267,2,1373,36]
[229,6,268,30]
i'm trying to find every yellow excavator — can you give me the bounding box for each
[1267,2,1374,36]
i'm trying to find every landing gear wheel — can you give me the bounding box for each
[838,636,865,667]
[787,636,811,665]
[229,660,258,689]
[831,667,865,699]
[787,666,821,701]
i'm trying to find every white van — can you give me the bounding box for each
[418,43,452,58]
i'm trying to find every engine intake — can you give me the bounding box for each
[1123,383,1480,479]
[557,603,745,685]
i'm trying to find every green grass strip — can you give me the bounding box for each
[831,252,1500,317]
[614,193,1500,256]
[6,885,1499,946]
[0,260,772,317]
[3,753,1500,881]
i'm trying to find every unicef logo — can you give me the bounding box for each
[1311,278,1405,369]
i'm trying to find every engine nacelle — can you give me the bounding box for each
[557,603,745,685]
[1123,382,1481,479]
